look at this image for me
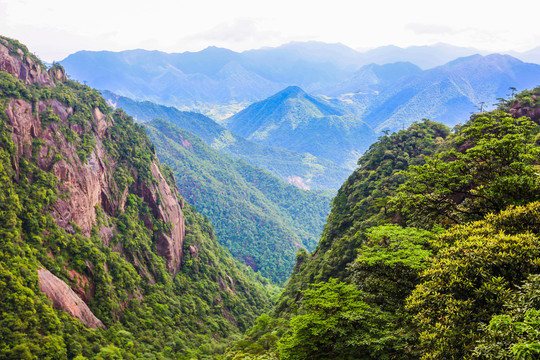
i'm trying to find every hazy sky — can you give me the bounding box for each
[1,0,539,62]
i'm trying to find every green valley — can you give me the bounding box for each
[144,118,332,283]
[102,90,350,190]
[3,24,540,360]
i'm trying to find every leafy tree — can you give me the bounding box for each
[277,279,393,360]
[407,202,540,359]
[392,112,540,228]
[473,274,540,360]
[273,120,449,315]
[350,224,436,311]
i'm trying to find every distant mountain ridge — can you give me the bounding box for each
[59,42,498,115]
[358,54,540,132]
[103,90,350,189]
[61,42,540,135]
[224,86,377,168]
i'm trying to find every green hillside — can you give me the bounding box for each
[0,36,275,359]
[102,91,350,190]
[226,86,540,360]
[224,86,377,169]
[144,119,332,283]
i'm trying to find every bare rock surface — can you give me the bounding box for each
[0,39,54,86]
[38,268,105,329]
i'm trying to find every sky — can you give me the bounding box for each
[1,0,539,63]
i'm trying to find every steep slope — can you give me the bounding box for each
[103,90,350,190]
[144,119,332,283]
[360,54,540,132]
[272,120,450,314]
[0,36,274,359]
[224,86,377,168]
[227,86,540,360]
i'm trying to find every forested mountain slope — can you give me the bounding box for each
[0,36,275,359]
[224,86,377,169]
[227,86,540,360]
[144,119,332,283]
[102,90,350,190]
[359,54,540,132]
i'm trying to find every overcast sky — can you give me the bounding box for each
[1,0,539,62]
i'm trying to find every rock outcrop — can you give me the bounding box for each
[508,97,540,123]
[0,38,54,86]
[38,268,105,329]
[148,162,185,273]
[0,36,186,325]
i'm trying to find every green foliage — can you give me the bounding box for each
[228,89,540,360]
[0,45,276,359]
[407,202,540,359]
[273,120,447,315]
[145,119,331,283]
[391,112,540,228]
[277,279,394,360]
[224,314,287,359]
[0,72,32,99]
[473,274,540,359]
[350,224,435,311]
[105,109,156,185]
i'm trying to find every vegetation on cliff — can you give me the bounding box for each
[144,118,331,283]
[0,36,275,359]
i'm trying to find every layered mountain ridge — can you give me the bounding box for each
[225,86,376,168]
[102,90,350,190]
[61,44,540,138]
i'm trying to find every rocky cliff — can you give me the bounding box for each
[0,36,273,359]
[37,268,105,329]
[0,36,185,324]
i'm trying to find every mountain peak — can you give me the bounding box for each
[277,85,306,98]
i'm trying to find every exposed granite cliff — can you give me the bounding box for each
[0,37,186,326]
[0,38,53,86]
[38,268,105,329]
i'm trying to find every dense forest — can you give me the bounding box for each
[3,33,540,360]
[0,36,277,359]
[226,86,540,359]
[144,118,331,283]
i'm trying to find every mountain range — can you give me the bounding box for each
[61,42,540,137]
[102,90,350,189]
[101,51,540,171]
[355,54,540,132]
[4,32,540,360]
[224,86,376,168]
[58,42,539,116]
